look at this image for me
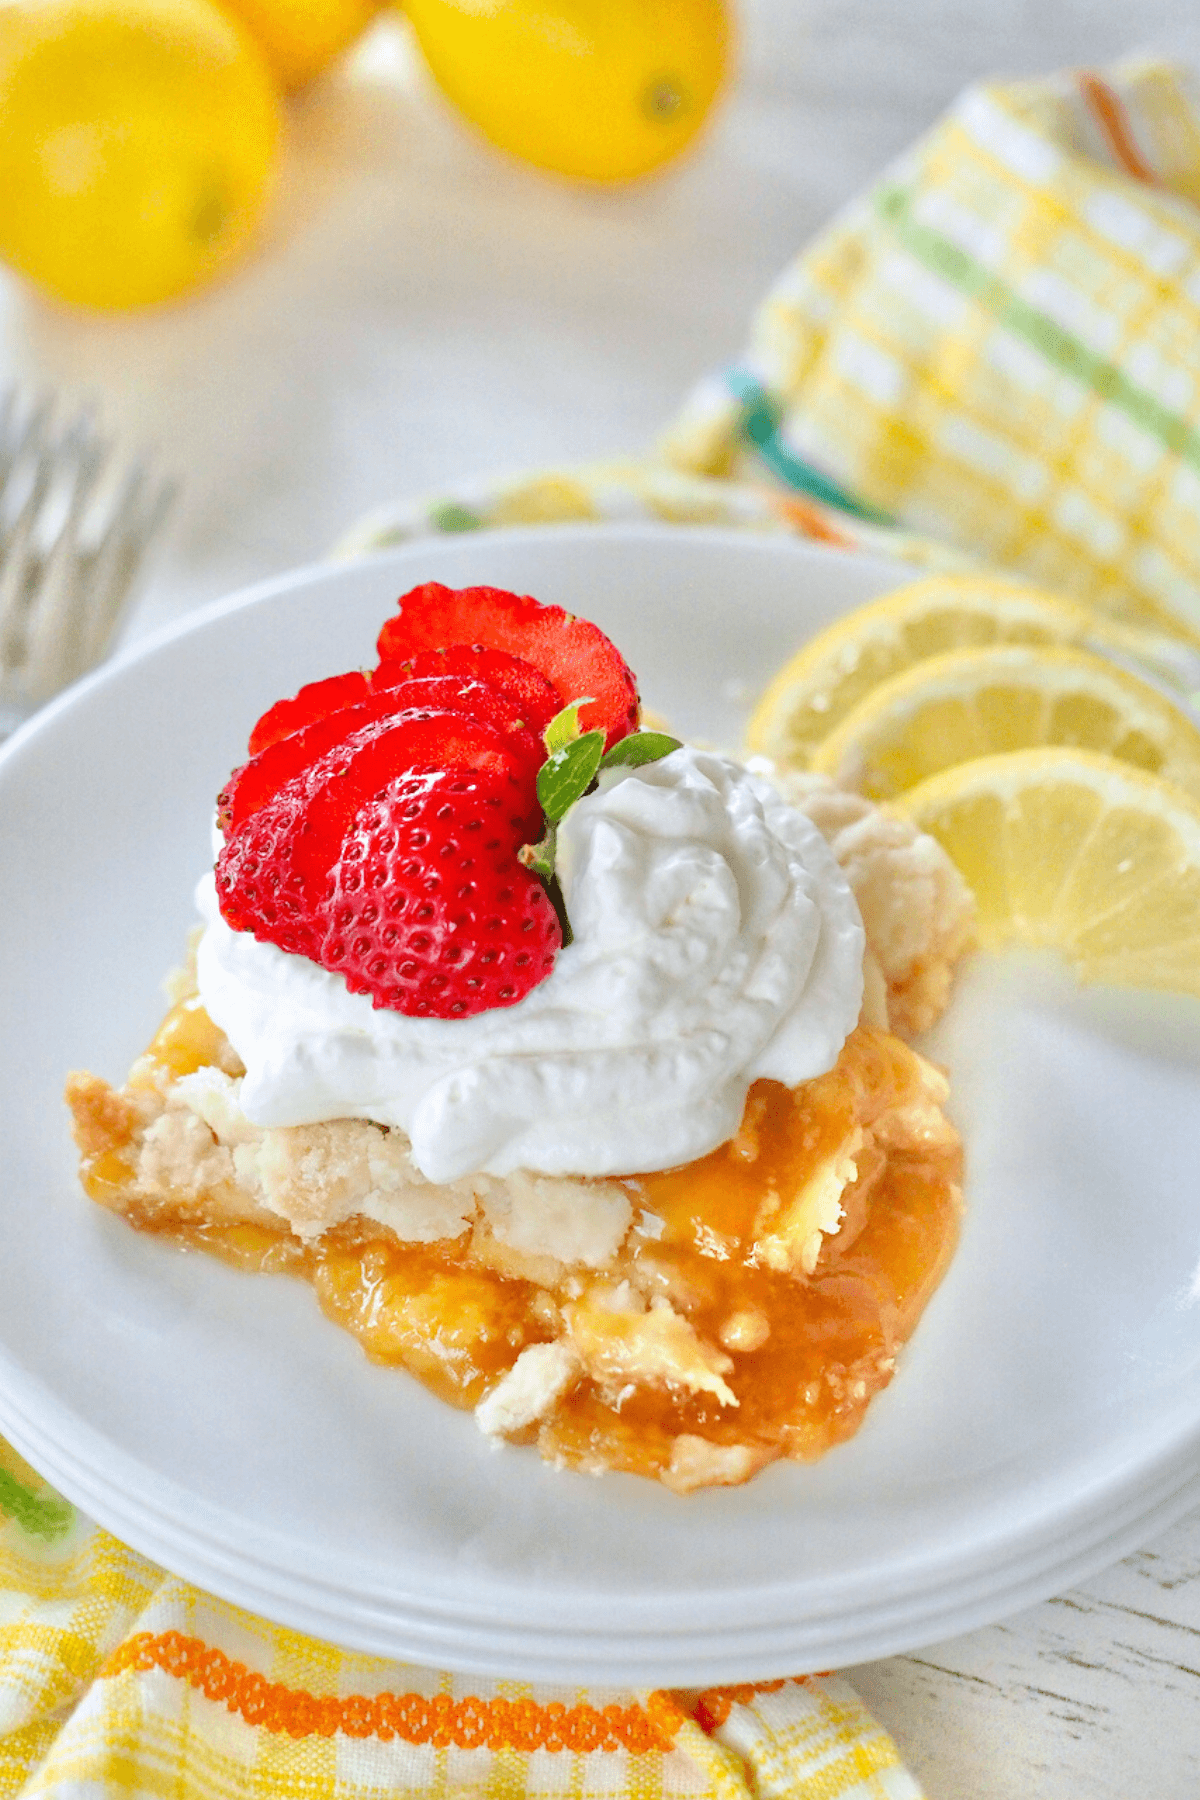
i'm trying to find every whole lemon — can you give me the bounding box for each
[0,0,281,310]
[220,0,385,91]
[404,0,732,183]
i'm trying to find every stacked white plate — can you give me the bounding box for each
[2,526,1199,1683]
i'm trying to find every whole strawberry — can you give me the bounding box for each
[322,767,561,1017]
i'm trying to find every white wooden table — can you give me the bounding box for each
[4,10,1199,1792]
[856,1517,1200,1795]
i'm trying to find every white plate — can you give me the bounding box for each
[3,524,1200,1685]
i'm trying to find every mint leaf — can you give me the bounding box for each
[537,730,605,822]
[543,698,595,756]
[526,725,679,951]
[601,731,682,770]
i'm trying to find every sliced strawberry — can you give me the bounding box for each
[375,644,560,737]
[324,769,561,1017]
[216,711,541,957]
[247,670,371,757]
[249,652,561,762]
[222,700,383,832]
[219,677,543,831]
[368,676,544,770]
[375,582,639,750]
[214,779,329,960]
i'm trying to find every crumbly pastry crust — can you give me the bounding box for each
[65,786,971,1491]
[777,769,976,1036]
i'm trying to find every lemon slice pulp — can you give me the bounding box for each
[809,644,1200,804]
[898,749,1200,996]
[747,575,1200,771]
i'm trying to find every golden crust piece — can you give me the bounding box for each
[768,768,977,1037]
[64,1071,143,1156]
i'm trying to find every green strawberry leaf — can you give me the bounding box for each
[545,873,573,947]
[537,730,606,823]
[543,698,595,756]
[601,731,682,770]
[528,725,681,949]
[518,830,572,946]
[518,822,558,881]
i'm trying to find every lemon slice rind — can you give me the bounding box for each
[748,575,1200,770]
[808,643,1200,804]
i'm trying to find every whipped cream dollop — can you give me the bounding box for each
[195,747,865,1183]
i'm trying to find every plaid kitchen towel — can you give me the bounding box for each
[345,58,1200,657]
[0,1436,919,1799]
[660,54,1200,644]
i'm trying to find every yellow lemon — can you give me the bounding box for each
[809,644,1200,805]
[0,0,281,310]
[221,0,384,90]
[403,0,731,182]
[747,574,1200,772]
[897,748,1200,997]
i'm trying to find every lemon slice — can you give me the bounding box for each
[809,644,1200,804]
[897,748,1200,995]
[747,575,1200,770]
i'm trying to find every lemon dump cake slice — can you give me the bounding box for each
[68,1010,960,1492]
[66,582,972,1490]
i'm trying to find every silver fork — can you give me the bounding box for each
[0,389,177,738]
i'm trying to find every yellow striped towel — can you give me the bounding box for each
[659,56,1200,646]
[343,60,1200,671]
[0,1435,920,1798]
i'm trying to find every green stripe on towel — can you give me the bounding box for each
[877,183,1200,471]
[0,1467,75,1544]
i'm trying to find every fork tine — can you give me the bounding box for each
[103,470,179,636]
[75,468,176,675]
[0,387,28,485]
[135,468,178,547]
[0,396,75,669]
[0,393,175,729]
[15,530,80,703]
[53,406,109,552]
[0,405,59,572]
[0,389,53,497]
[17,427,108,696]
[73,458,177,675]
[0,507,41,666]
